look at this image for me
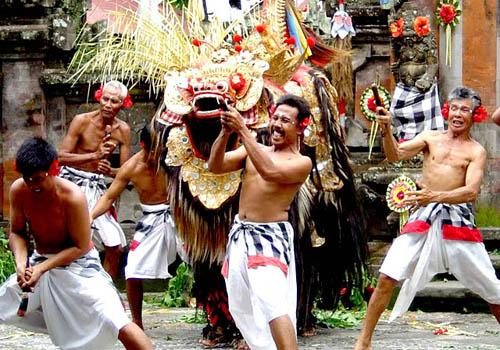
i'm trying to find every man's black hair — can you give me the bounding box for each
[140,123,153,151]
[275,94,311,122]
[15,137,57,177]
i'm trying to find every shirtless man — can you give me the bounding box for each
[208,94,312,350]
[91,124,183,329]
[0,137,152,350]
[58,80,132,279]
[354,86,500,350]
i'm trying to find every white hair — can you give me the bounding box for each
[103,80,128,100]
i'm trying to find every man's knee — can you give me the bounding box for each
[377,273,398,290]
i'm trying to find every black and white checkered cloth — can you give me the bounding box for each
[402,202,481,242]
[59,166,107,193]
[222,215,294,276]
[390,82,445,141]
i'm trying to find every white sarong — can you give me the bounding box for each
[380,203,500,321]
[0,249,130,350]
[223,216,297,350]
[125,203,186,279]
[60,166,126,250]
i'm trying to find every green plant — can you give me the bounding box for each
[0,228,15,284]
[475,206,500,227]
[160,262,194,307]
[170,309,207,324]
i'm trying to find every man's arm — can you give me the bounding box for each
[492,107,500,126]
[222,106,312,183]
[25,190,92,289]
[376,107,428,162]
[99,123,131,177]
[408,147,487,206]
[8,181,29,288]
[239,126,312,183]
[91,159,133,220]
[58,114,109,165]
[208,129,247,174]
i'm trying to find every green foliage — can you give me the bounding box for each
[160,262,194,307]
[475,206,500,227]
[170,309,207,324]
[0,228,15,284]
[168,0,189,9]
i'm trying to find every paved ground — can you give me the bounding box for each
[1,305,499,349]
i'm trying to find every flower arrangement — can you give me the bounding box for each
[435,0,461,66]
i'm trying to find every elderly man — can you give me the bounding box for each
[58,80,131,279]
[208,94,313,350]
[354,86,500,350]
[0,137,152,350]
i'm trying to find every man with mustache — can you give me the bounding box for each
[58,80,132,279]
[208,94,312,350]
[0,137,153,350]
[354,86,500,350]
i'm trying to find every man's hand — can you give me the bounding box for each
[221,106,247,135]
[16,264,28,290]
[375,106,392,126]
[97,159,112,175]
[405,182,437,207]
[24,265,43,290]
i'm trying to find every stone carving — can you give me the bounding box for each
[389,3,437,92]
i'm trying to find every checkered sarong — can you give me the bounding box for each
[221,215,293,278]
[401,202,482,242]
[390,82,445,141]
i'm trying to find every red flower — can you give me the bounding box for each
[367,97,377,112]
[230,72,246,92]
[255,24,266,33]
[434,328,448,335]
[122,94,133,108]
[232,34,242,43]
[94,85,103,101]
[365,285,375,294]
[191,38,201,47]
[389,18,404,38]
[234,44,242,52]
[339,287,348,296]
[48,159,60,176]
[439,4,456,24]
[284,37,296,45]
[441,102,449,120]
[414,16,430,37]
[306,37,316,48]
[299,117,310,129]
[472,105,488,123]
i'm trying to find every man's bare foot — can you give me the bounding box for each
[300,326,317,337]
[199,337,227,348]
[232,339,249,350]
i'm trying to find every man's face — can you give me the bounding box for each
[269,104,300,148]
[448,98,474,133]
[23,171,52,194]
[100,86,123,119]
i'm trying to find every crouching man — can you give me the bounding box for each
[0,137,152,350]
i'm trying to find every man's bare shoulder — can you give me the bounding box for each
[9,178,26,196]
[114,117,131,132]
[119,152,142,176]
[56,177,86,205]
[72,110,99,124]
[469,138,487,158]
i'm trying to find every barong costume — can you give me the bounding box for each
[125,203,186,279]
[380,202,500,321]
[60,166,126,250]
[390,82,445,141]
[0,248,130,350]
[222,216,296,350]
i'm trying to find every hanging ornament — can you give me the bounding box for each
[330,0,356,40]
[386,175,417,230]
[435,0,461,67]
[359,84,391,159]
